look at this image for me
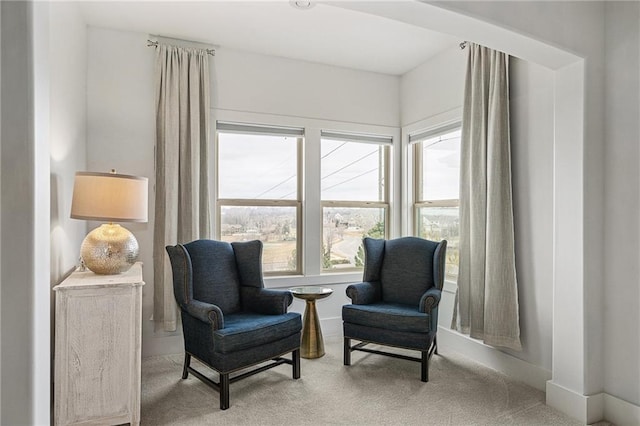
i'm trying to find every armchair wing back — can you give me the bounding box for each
[343,236,447,382]
[166,239,301,410]
[170,239,243,314]
[377,237,444,305]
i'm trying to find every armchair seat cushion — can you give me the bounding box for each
[213,312,301,354]
[342,302,431,334]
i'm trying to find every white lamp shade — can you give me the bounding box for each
[71,171,148,223]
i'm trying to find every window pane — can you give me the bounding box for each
[321,140,385,202]
[322,207,385,270]
[218,133,298,200]
[420,129,461,201]
[417,207,459,280]
[220,206,298,273]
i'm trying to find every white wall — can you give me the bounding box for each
[433,0,606,400]
[1,1,51,424]
[400,47,466,127]
[0,3,3,420]
[32,4,51,422]
[400,47,555,375]
[214,48,399,127]
[86,26,401,357]
[508,58,555,372]
[1,1,31,422]
[87,27,160,355]
[428,1,640,422]
[1,1,632,423]
[49,6,88,423]
[603,0,640,413]
[49,3,87,295]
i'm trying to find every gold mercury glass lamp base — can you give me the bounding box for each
[80,223,139,275]
[290,287,333,359]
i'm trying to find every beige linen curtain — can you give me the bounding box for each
[153,43,211,332]
[452,43,522,350]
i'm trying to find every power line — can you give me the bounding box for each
[254,174,296,198]
[248,151,296,197]
[278,147,380,199]
[321,142,346,159]
[219,134,296,198]
[252,142,347,199]
[321,148,378,181]
[323,167,377,192]
[279,191,295,200]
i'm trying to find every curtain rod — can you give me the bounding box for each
[459,41,468,50]
[147,40,216,56]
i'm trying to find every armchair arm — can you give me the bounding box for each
[241,287,293,315]
[345,281,381,305]
[183,299,225,330]
[419,287,442,314]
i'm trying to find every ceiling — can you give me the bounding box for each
[78,1,459,76]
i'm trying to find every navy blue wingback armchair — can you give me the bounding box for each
[166,239,302,410]
[342,237,447,382]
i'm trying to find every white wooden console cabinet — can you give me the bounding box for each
[54,262,144,426]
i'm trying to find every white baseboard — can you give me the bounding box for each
[545,382,604,424]
[437,326,551,391]
[546,383,640,425]
[604,393,640,426]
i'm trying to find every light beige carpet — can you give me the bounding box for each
[141,337,582,425]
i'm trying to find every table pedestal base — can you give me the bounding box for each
[301,300,324,359]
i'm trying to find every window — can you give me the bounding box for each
[321,131,390,271]
[412,124,461,280]
[216,122,303,275]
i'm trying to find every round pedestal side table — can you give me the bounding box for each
[290,286,333,359]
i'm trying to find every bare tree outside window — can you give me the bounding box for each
[217,126,302,275]
[413,127,461,280]
[321,134,390,271]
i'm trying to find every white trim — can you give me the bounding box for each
[546,381,604,424]
[217,121,304,137]
[402,107,462,137]
[604,394,640,426]
[552,60,588,395]
[213,107,401,282]
[442,280,457,295]
[321,130,393,146]
[439,326,551,391]
[214,108,398,137]
[401,108,462,237]
[32,2,51,423]
[408,121,461,143]
[304,127,322,276]
[266,272,361,289]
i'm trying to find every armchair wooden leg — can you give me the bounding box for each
[293,349,301,379]
[182,353,191,380]
[344,337,351,366]
[434,336,438,355]
[421,351,428,382]
[220,373,230,410]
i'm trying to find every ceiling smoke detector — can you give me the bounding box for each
[290,1,315,10]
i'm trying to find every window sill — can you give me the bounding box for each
[265,272,362,289]
[266,275,457,291]
[443,279,458,294]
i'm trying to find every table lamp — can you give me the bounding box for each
[71,170,148,274]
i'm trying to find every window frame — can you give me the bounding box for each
[411,122,462,280]
[215,123,304,276]
[320,132,391,273]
